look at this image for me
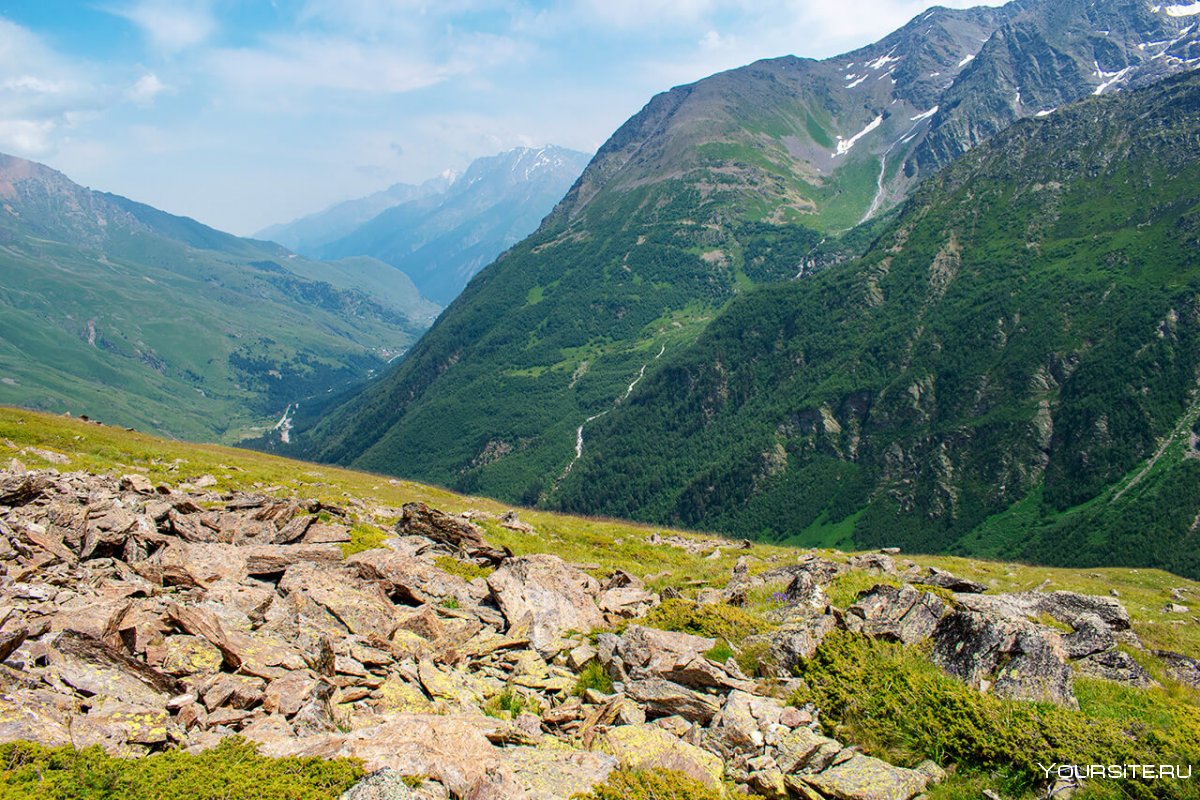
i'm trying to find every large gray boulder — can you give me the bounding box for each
[931,610,1075,706]
[761,612,838,675]
[602,624,751,691]
[844,584,947,645]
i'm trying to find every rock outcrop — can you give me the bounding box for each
[0,465,1174,800]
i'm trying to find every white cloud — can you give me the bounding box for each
[127,73,170,105]
[0,119,57,156]
[108,1,216,52]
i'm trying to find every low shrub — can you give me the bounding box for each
[574,660,615,696]
[433,555,494,581]
[0,737,363,800]
[791,631,1200,799]
[572,768,726,800]
[635,599,772,644]
[338,523,388,557]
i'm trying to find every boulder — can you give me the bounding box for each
[349,549,485,608]
[158,635,223,677]
[762,613,838,675]
[472,747,617,800]
[396,503,508,565]
[48,630,180,705]
[167,602,306,679]
[847,554,896,574]
[1076,649,1154,687]
[257,713,500,798]
[1061,613,1115,659]
[844,584,946,645]
[279,564,398,641]
[0,689,74,746]
[73,698,171,748]
[915,567,986,594]
[264,670,325,716]
[596,724,724,787]
[596,570,660,619]
[954,591,1130,631]
[339,770,416,800]
[931,610,1075,706]
[486,555,604,656]
[802,754,930,800]
[1154,650,1200,688]
[241,544,344,574]
[776,726,843,774]
[782,572,827,610]
[605,625,750,691]
[709,690,786,752]
[625,677,721,724]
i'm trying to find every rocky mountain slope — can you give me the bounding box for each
[0,153,439,443]
[0,409,1198,800]
[262,147,591,305]
[556,70,1200,580]
[298,0,1200,513]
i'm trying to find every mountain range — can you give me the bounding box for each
[0,153,438,442]
[258,146,591,305]
[296,0,1200,578]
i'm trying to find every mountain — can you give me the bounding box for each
[256,173,455,255]
[262,146,591,305]
[557,71,1200,579]
[297,0,1200,513]
[0,153,440,442]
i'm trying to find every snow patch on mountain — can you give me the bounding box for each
[834,115,884,157]
[1162,3,1200,17]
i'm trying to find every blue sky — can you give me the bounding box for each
[1,0,1005,235]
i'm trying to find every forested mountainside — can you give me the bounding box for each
[558,71,1200,579]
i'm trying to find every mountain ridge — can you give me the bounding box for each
[0,151,438,442]
[261,145,591,305]
[298,0,1200,534]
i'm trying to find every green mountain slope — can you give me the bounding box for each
[298,0,1200,511]
[0,153,439,442]
[557,71,1200,579]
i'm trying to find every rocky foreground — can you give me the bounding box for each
[0,465,1197,799]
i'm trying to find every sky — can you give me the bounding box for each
[0,0,1007,236]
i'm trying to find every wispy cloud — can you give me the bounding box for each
[107,0,216,52]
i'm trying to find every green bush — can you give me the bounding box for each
[791,631,1200,799]
[572,768,726,800]
[433,555,494,581]
[574,660,615,696]
[483,687,542,719]
[338,522,388,557]
[635,599,772,644]
[0,737,363,800]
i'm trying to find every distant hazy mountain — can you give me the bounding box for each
[261,146,591,305]
[0,152,440,442]
[256,173,456,256]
